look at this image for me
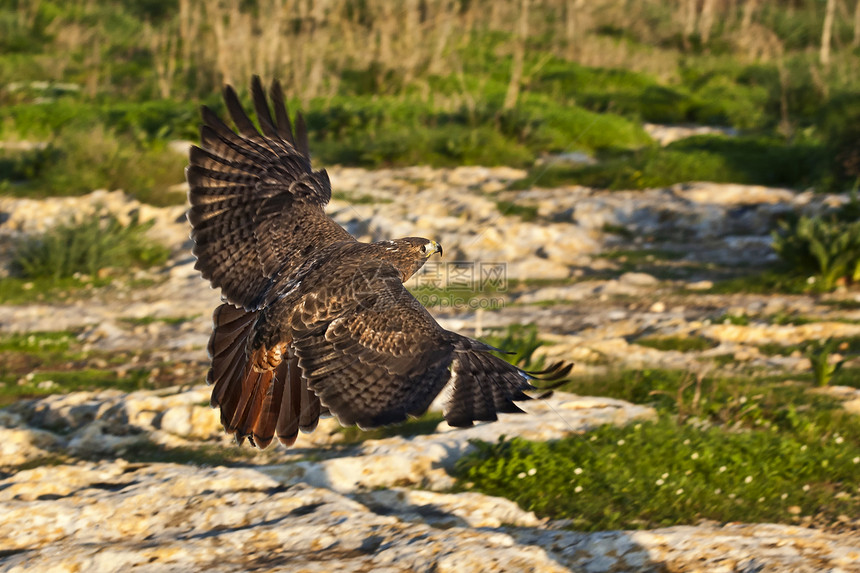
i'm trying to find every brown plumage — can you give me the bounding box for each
[187,76,571,448]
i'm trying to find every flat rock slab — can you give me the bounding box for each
[1,461,858,573]
[2,389,656,490]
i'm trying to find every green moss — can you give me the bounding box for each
[634,335,718,353]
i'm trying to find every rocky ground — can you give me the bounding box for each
[2,166,860,571]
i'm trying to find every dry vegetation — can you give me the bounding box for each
[8,0,858,102]
[1,0,859,200]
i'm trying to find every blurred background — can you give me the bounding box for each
[1,0,858,205]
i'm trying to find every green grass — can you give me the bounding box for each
[712,313,750,326]
[456,364,860,529]
[822,299,860,311]
[408,273,510,312]
[0,275,161,305]
[601,224,636,240]
[560,367,857,431]
[455,416,860,531]
[119,315,199,327]
[773,213,860,292]
[10,211,170,281]
[331,191,393,205]
[0,368,150,407]
[495,200,539,222]
[0,122,190,206]
[756,336,860,360]
[767,311,817,326]
[706,269,813,295]
[599,249,686,263]
[0,330,86,372]
[0,331,77,355]
[0,330,178,407]
[517,135,837,192]
[634,335,718,353]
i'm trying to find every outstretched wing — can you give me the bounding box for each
[187,76,353,310]
[291,261,571,430]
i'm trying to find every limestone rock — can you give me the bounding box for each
[261,392,656,494]
[507,258,571,280]
[0,426,63,467]
[67,419,148,456]
[673,182,794,205]
[1,461,858,572]
[619,272,659,287]
[358,488,542,528]
[702,322,860,346]
[643,123,737,146]
[159,404,222,440]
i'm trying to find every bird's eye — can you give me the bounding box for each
[420,245,426,253]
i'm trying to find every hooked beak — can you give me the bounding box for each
[429,241,443,257]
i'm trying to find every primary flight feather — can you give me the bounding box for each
[186,76,571,449]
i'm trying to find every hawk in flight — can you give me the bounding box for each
[186,77,571,448]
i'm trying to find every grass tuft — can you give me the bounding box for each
[9,210,170,281]
[480,324,547,372]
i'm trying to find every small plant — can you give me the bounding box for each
[772,215,860,292]
[713,313,749,326]
[806,338,846,387]
[481,324,546,371]
[9,210,170,281]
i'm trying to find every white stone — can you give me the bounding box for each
[1,461,857,572]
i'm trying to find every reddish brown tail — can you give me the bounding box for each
[207,304,322,448]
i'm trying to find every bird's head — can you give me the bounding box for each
[378,237,443,281]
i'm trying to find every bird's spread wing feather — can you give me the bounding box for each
[290,260,571,429]
[443,340,570,427]
[190,78,573,449]
[187,76,352,310]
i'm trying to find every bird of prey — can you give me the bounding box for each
[186,76,571,449]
